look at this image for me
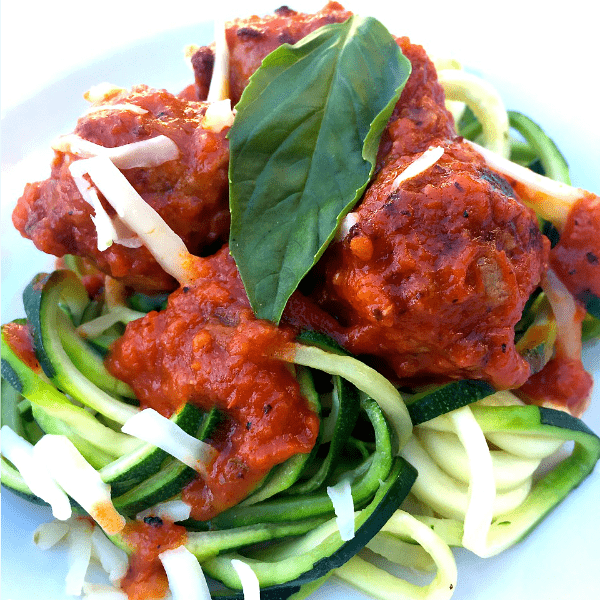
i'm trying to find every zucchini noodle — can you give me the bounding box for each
[436,68,510,157]
[335,511,457,600]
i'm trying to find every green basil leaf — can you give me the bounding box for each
[228,15,411,323]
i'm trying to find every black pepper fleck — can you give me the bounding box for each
[143,516,163,528]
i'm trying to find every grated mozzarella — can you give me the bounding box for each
[136,499,192,523]
[207,19,230,102]
[159,546,211,600]
[70,159,119,251]
[231,559,261,600]
[1,425,72,520]
[91,526,129,584]
[326,477,355,541]
[84,103,149,116]
[391,146,445,191]
[73,156,196,284]
[335,211,359,241]
[203,99,235,132]
[122,408,217,474]
[65,517,94,596]
[56,134,179,169]
[33,520,71,550]
[32,435,125,535]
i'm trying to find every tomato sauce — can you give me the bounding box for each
[550,193,600,302]
[106,248,319,520]
[518,356,593,417]
[121,518,187,600]
[3,321,40,373]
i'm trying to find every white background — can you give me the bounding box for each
[1,1,599,600]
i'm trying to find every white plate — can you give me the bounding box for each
[1,2,599,600]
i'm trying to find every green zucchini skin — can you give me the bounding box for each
[196,396,393,530]
[202,456,417,592]
[111,406,221,515]
[406,380,495,425]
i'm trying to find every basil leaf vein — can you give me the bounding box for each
[228,15,411,323]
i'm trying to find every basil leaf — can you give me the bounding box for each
[228,15,411,323]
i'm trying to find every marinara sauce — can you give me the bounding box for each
[106,248,319,521]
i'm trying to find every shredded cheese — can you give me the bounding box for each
[230,559,261,600]
[121,408,217,474]
[136,500,192,523]
[65,517,94,596]
[56,134,179,169]
[203,99,235,132]
[73,156,196,284]
[84,103,149,116]
[32,435,125,535]
[336,211,359,241]
[159,546,212,600]
[1,425,72,520]
[326,477,355,541]
[206,18,230,102]
[391,146,445,191]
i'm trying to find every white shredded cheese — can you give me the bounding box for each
[1,425,72,520]
[326,477,355,541]
[65,517,94,596]
[73,156,195,284]
[207,18,230,102]
[136,499,192,523]
[56,134,179,169]
[391,146,445,191]
[159,546,211,600]
[335,212,359,241]
[33,520,71,550]
[32,435,125,535]
[69,160,119,251]
[231,559,261,600]
[203,99,235,132]
[91,526,129,584]
[84,103,149,116]
[82,583,129,600]
[121,408,217,474]
[466,140,580,229]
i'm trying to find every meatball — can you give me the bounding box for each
[306,38,549,390]
[191,2,351,104]
[12,85,230,292]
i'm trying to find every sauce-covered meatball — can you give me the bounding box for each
[191,1,351,104]
[306,38,549,390]
[12,85,230,292]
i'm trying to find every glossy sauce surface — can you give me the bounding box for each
[106,249,319,520]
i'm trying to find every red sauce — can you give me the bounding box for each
[550,193,600,301]
[518,356,593,417]
[106,248,319,520]
[3,321,40,372]
[121,519,187,600]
